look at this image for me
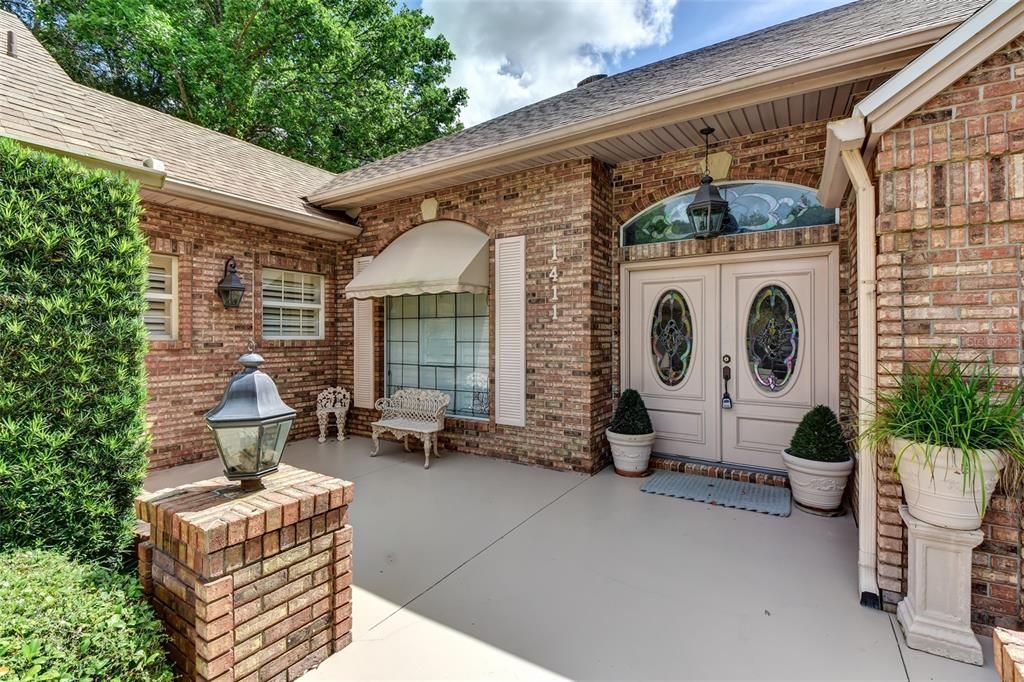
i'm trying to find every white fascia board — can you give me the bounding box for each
[856,0,1024,134]
[161,178,361,240]
[818,116,867,207]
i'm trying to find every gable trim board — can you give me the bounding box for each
[819,0,1024,207]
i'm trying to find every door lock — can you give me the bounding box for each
[721,362,733,409]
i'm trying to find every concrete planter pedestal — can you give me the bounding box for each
[897,505,983,665]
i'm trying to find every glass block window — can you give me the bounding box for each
[621,181,838,246]
[145,254,177,340]
[262,269,324,339]
[386,292,489,419]
[747,285,799,392]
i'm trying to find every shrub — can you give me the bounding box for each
[788,405,849,462]
[863,354,1024,508]
[0,549,172,681]
[608,389,653,435]
[0,139,150,566]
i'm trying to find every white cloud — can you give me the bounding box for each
[423,0,679,126]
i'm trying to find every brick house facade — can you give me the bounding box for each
[141,203,343,470]
[6,0,1024,652]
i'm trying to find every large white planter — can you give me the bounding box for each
[782,449,854,513]
[606,429,655,477]
[893,437,1006,531]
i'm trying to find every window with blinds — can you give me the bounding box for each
[262,269,324,339]
[145,254,177,340]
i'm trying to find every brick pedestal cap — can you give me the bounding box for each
[135,464,354,682]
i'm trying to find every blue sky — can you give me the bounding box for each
[405,0,853,126]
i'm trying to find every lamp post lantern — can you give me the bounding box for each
[205,346,295,490]
[686,127,730,239]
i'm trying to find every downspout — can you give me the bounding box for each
[839,137,880,608]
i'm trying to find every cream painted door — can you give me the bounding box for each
[624,249,837,470]
[720,256,836,470]
[627,266,719,460]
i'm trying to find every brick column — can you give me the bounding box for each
[135,464,354,682]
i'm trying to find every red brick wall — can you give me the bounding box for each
[141,202,340,470]
[338,159,612,473]
[873,36,1024,632]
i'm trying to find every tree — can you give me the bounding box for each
[3,0,467,172]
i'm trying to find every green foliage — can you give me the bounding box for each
[863,354,1024,509]
[609,389,653,436]
[788,405,849,463]
[0,138,150,566]
[5,0,467,173]
[0,549,172,681]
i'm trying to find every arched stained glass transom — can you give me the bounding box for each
[621,181,837,246]
[650,290,693,386]
[746,285,799,392]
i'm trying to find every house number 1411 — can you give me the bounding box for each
[549,244,561,320]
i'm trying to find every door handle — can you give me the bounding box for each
[721,363,733,409]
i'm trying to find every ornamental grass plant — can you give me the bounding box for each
[863,355,1024,512]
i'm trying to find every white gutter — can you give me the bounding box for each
[160,178,361,240]
[310,22,960,208]
[824,117,879,606]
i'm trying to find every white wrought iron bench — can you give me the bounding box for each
[316,387,350,443]
[370,389,449,469]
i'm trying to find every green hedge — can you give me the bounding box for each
[0,549,172,681]
[0,138,150,566]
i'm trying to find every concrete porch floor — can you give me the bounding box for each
[146,437,997,681]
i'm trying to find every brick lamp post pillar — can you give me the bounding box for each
[135,465,354,681]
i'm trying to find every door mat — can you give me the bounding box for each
[640,470,791,517]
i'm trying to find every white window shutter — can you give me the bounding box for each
[495,236,526,426]
[352,256,375,409]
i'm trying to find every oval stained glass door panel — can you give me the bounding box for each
[650,290,693,386]
[747,285,799,392]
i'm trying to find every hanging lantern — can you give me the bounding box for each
[686,127,730,239]
[205,345,295,490]
[216,256,246,308]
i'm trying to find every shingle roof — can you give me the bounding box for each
[312,0,987,200]
[0,10,339,223]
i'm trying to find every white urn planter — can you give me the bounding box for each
[782,449,854,514]
[606,429,655,477]
[893,437,1006,531]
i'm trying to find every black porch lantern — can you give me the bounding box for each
[205,346,296,490]
[216,256,246,308]
[686,127,730,239]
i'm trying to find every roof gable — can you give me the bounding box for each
[310,0,986,207]
[0,10,356,238]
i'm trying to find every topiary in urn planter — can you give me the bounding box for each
[606,389,656,477]
[783,405,853,515]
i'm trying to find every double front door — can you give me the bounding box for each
[625,248,838,471]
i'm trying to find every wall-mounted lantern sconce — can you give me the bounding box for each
[216,256,246,308]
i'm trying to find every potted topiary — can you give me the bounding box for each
[783,405,854,514]
[606,389,656,476]
[864,355,1024,530]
